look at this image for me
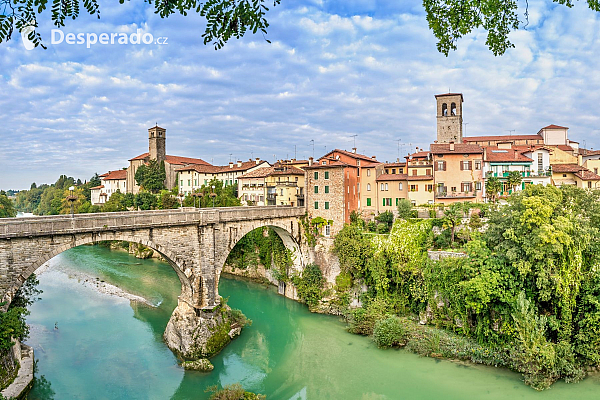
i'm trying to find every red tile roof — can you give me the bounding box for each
[551,164,584,173]
[406,175,434,181]
[555,145,575,152]
[175,164,220,174]
[90,185,104,190]
[102,170,127,180]
[484,148,533,163]
[383,162,406,167]
[581,149,600,156]
[217,160,268,173]
[464,134,543,143]
[128,153,212,166]
[430,143,482,154]
[376,173,408,182]
[239,167,274,179]
[320,149,379,163]
[542,124,569,130]
[407,151,430,159]
[435,93,463,101]
[575,170,600,181]
[271,166,305,176]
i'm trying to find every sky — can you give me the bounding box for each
[1,0,600,189]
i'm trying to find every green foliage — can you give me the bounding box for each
[135,160,166,194]
[485,176,502,203]
[101,190,128,212]
[396,199,413,220]
[291,263,325,309]
[347,297,392,336]
[134,192,158,210]
[373,315,407,348]
[205,383,266,400]
[506,171,523,192]
[375,211,394,230]
[441,202,464,245]
[10,274,42,309]
[0,193,16,218]
[157,190,179,209]
[0,306,29,352]
[333,224,373,276]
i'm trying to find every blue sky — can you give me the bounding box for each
[1,0,600,189]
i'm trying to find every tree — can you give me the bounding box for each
[485,176,502,203]
[102,190,128,212]
[375,211,394,232]
[397,199,413,219]
[506,171,523,193]
[0,0,280,50]
[3,0,598,56]
[423,0,600,56]
[158,190,179,209]
[442,202,464,245]
[134,192,158,210]
[0,193,17,218]
[135,160,166,194]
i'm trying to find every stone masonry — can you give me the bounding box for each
[0,206,305,358]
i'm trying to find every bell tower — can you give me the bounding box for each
[149,125,166,164]
[435,93,463,144]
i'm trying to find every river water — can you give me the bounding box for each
[23,245,600,399]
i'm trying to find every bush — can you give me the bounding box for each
[373,315,407,348]
[205,383,265,400]
[348,297,391,336]
[292,264,325,308]
[397,199,413,219]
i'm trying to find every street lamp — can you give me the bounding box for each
[67,186,77,217]
[192,191,203,208]
[210,185,216,208]
[178,192,185,208]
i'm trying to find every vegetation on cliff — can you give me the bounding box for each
[332,185,600,390]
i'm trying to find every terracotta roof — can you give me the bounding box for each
[551,164,584,173]
[128,153,211,166]
[581,149,600,156]
[406,175,434,181]
[90,185,104,190]
[304,161,355,170]
[435,93,463,101]
[555,145,575,152]
[542,124,568,130]
[407,151,430,159]
[320,149,378,163]
[217,160,268,173]
[575,170,600,181]
[239,167,274,179]
[484,147,533,163]
[430,143,482,154]
[383,162,406,168]
[376,174,408,182]
[464,134,543,142]
[102,170,127,181]
[99,172,109,177]
[175,164,220,174]
[271,166,305,176]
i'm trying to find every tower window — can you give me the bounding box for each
[442,103,448,116]
[451,103,457,116]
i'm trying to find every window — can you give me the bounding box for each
[314,201,319,209]
[314,186,319,194]
[475,161,481,170]
[180,180,183,187]
[325,171,329,179]
[325,202,329,209]
[386,198,392,206]
[399,183,403,190]
[436,161,446,171]
[563,174,567,178]
[589,182,593,189]
[412,170,417,176]
[357,160,361,166]
[385,183,389,191]
[367,169,371,177]
[426,184,433,192]
[204,179,208,185]
[367,183,371,191]
[461,182,472,192]
[188,180,191,186]
[410,185,418,192]
[395,198,401,206]
[325,186,329,194]
[367,198,371,206]
[314,172,319,179]
[357,168,360,177]
[322,161,326,165]
[325,224,331,237]
[476,182,482,191]
[380,183,384,191]
[451,102,456,116]
[461,161,472,170]
[442,103,448,116]
[392,168,396,174]
[538,153,544,172]
[194,179,197,186]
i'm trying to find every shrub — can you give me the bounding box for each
[292,263,325,308]
[205,383,265,400]
[373,315,407,348]
[397,199,413,219]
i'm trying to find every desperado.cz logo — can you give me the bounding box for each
[51,29,168,48]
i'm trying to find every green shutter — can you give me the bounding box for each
[325,202,329,209]
[314,202,319,209]
[325,186,329,194]
[382,198,386,206]
[325,171,329,179]
[367,198,371,206]
[314,186,319,194]
[314,172,319,179]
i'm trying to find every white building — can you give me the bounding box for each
[91,170,128,205]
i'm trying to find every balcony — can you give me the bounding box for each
[273,182,298,187]
[435,191,477,199]
[486,170,551,178]
[267,194,278,201]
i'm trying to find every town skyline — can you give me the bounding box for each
[2,0,600,189]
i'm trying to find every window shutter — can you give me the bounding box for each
[460,162,463,171]
[443,161,447,171]
[468,161,472,170]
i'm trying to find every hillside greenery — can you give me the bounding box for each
[333,185,600,390]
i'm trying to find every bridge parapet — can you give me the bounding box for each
[0,206,305,239]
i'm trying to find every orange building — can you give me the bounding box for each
[430,143,484,204]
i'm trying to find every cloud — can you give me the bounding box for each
[1,0,600,189]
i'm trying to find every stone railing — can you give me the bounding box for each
[0,206,306,239]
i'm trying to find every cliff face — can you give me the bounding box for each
[0,341,20,391]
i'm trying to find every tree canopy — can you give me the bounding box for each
[135,160,166,194]
[2,0,598,55]
[0,191,17,218]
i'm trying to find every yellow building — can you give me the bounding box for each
[265,165,306,206]
[405,151,434,205]
[376,173,408,213]
[551,164,600,189]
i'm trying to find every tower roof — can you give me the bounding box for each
[435,93,463,101]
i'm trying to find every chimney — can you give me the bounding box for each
[237,160,242,167]
[514,150,518,160]
[578,154,583,165]
[255,157,260,165]
[372,156,376,159]
[352,148,357,154]
[483,147,487,161]
[229,162,234,169]
[309,157,314,166]
[449,142,455,151]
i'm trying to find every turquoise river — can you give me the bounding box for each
[22,245,600,399]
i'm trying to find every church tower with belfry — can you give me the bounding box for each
[435,93,463,143]
[148,125,166,164]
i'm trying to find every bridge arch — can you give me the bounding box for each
[214,218,305,295]
[2,233,194,309]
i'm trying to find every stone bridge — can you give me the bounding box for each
[0,206,306,358]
